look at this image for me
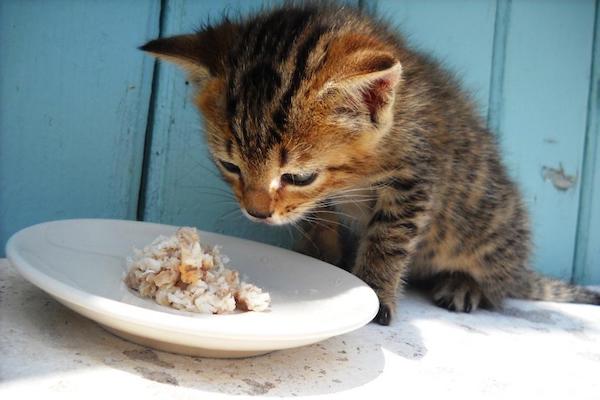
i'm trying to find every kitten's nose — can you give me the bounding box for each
[244,189,272,220]
[246,208,272,219]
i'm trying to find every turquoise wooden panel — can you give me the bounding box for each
[141,0,297,247]
[368,0,497,117]
[0,1,160,256]
[574,3,600,285]
[498,0,595,280]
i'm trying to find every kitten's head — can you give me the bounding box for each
[141,6,402,225]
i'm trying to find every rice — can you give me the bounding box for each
[124,227,271,314]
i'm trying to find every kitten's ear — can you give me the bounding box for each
[140,21,238,82]
[324,53,402,128]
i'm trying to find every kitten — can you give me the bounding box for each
[141,2,599,325]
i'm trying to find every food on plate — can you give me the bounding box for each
[124,227,270,314]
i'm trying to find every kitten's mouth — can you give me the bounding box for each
[241,209,275,225]
[241,208,301,226]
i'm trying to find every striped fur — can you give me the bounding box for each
[142,2,600,325]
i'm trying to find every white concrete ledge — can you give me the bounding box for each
[1,259,598,399]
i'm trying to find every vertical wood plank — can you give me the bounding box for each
[487,0,511,133]
[368,0,497,117]
[0,0,160,256]
[574,1,600,284]
[498,0,595,279]
[141,0,294,247]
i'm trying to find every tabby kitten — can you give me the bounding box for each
[141,3,599,325]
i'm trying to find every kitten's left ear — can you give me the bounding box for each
[140,21,238,83]
[323,53,402,129]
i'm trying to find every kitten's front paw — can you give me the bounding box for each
[369,290,397,325]
[353,268,398,325]
[374,303,393,325]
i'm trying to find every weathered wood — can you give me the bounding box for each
[0,0,160,256]
[497,0,595,279]
[574,0,600,284]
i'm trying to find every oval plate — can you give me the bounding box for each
[6,219,378,358]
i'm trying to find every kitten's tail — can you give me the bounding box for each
[510,269,600,305]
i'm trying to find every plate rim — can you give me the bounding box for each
[6,218,379,342]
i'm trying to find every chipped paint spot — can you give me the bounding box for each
[541,164,576,191]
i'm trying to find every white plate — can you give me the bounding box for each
[6,219,378,358]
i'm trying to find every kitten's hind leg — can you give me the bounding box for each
[431,271,484,313]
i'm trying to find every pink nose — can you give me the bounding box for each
[244,189,272,220]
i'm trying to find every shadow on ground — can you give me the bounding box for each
[1,267,426,396]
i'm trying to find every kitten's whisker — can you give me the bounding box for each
[189,160,223,180]
[326,196,377,203]
[293,205,355,229]
[332,186,375,194]
[303,215,351,231]
[177,187,236,199]
[195,193,237,201]
[301,217,337,234]
[349,197,370,218]
[176,160,222,185]
[285,225,296,245]
[332,184,386,193]
[325,198,377,206]
[310,210,357,222]
[290,221,319,252]
[326,193,374,218]
[216,207,242,222]
[325,194,378,201]
[305,202,359,217]
[181,185,235,196]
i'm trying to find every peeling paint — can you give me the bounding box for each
[541,164,576,191]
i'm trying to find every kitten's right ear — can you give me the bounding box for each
[140,21,238,82]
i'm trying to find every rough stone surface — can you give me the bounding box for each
[1,260,599,399]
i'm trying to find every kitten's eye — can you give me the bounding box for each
[281,172,318,186]
[219,160,241,175]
